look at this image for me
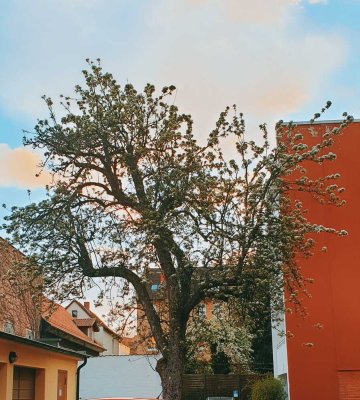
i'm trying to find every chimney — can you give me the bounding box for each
[84,301,90,310]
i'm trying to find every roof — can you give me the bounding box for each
[74,318,97,328]
[42,302,105,353]
[282,119,360,126]
[66,300,122,340]
[0,236,27,258]
[0,330,85,359]
[148,269,162,286]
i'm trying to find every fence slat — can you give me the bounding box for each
[182,373,264,400]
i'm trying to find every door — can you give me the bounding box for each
[57,370,68,400]
[12,366,36,400]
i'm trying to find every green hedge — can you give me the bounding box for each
[251,377,287,400]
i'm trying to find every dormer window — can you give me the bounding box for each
[72,310,78,318]
[196,304,206,319]
[151,284,159,292]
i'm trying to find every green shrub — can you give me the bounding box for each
[251,377,287,400]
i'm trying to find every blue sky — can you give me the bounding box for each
[1,0,360,225]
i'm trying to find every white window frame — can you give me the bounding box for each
[25,329,34,339]
[212,303,221,318]
[196,304,206,318]
[3,321,14,334]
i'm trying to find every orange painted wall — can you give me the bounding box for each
[0,337,81,400]
[285,122,360,400]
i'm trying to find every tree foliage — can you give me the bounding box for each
[185,304,253,374]
[4,61,353,400]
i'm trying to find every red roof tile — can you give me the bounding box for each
[74,318,97,327]
[66,300,122,340]
[42,302,104,352]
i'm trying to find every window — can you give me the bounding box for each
[212,303,221,318]
[150,284,159,292]
[4,321,14,334]
[196,304,206,319]
[25,329,34,340]
[71,310,78,318]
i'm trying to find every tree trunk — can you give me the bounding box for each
[156,340,185,400]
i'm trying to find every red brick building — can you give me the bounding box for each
[0,238,104,356]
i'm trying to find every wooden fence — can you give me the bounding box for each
[182,373,265,400]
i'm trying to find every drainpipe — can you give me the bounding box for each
[76,356,88,400]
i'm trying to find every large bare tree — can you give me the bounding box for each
[4,61,352,400]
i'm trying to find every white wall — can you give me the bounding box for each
[93,327,120,356]
[67,302,89,319]
[271,313,290,399]
[79,355,162,399]
[272,316,288,377]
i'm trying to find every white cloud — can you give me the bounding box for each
[0,0,345,140]
[140,0,346,134]
[0,144,51,188]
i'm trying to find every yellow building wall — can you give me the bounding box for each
[119,343,131,355]
[0,337,81,400]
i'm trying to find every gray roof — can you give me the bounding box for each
[0,330,86,359]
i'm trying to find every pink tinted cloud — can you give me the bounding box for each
[188,0,326,24]
[143,1,346,137]
[0,144,51,188]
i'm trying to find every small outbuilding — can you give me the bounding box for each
[0,331,85,400]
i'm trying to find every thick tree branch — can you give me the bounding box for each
[76,238,167,352]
